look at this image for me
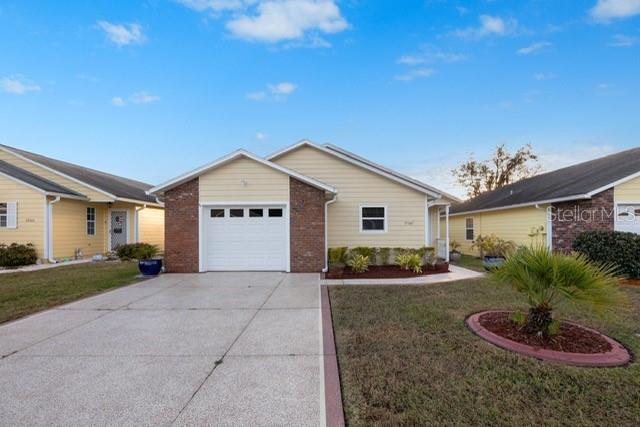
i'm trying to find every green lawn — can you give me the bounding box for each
[0,261,142,324]
[330,279,640,426]
[451,253,485,272]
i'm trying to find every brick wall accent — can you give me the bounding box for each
[551,188,614,252]
[290,177,326,272]
[164,178,199,273]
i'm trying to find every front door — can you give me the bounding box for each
[110,211,128,250]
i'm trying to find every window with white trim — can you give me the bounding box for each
[0,203,6,228]
[465,217,474,241]
[361,206,387,232]
[87,207,96,236]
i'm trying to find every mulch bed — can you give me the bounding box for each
[478,311,612,354]
[620,278,640,287]
[325,265,449,280]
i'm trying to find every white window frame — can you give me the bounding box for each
[359,205,388,233]
[0,202,7,228]
[87,207,96,236]
[465,217,474,241]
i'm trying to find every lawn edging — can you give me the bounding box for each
[321,285,346,427]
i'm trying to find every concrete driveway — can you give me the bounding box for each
[0,272,323,426]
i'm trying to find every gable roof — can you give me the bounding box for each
[0,159,85,198]
[147,149,337,195]
[450,146,640,215]
[268,140,460,201]
[0,144,159,204]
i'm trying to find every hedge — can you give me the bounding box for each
[572,230,640,278]
[0,243,38,268]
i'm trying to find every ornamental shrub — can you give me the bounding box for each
[347,254,369,273]
[573,230,640,278]
[328,247,348,267]
[115,243,159,261]
[395,253,423,274]
[0,243,38,268]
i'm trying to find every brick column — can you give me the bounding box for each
[289,177,326,272]
[551,188,615,252]
[164,178,200,273]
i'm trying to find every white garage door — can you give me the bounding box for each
[205,206,287,271]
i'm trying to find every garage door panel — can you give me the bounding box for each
[205,206,287,271]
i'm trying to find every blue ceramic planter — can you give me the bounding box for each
[138,259,163,277]
[483,256,505,271]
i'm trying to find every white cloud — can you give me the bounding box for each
[111,96,126,106]
[609,33,639,46]
[129,91,160,104]
[96,21,146,46]
[0,75,41,94]
[175,0,252,12]
[247,81,297,101]
[226,0,348,43]
[456,6,469,15]
[533,72,555,81]
[517,41,552,55]
[397,46,469,65]
[590,0,640,22]
[256,132,266,140]
[395,68,435,82]
[267,82,297,94]
[246,91,267,101]
[452,15,518,39]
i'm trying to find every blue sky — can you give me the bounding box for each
[1,0,639,197]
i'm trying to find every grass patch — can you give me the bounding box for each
[452,254,485,272]
[330,279,640,426]
[0,261,142,324]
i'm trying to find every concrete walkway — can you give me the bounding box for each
[0,272,323,427]
[320,264,484,285]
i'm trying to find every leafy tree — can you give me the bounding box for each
[453,144,540,198]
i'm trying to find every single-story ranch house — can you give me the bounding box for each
[448,147,640,254]
[0,144,165,262]
[148,140,459,273]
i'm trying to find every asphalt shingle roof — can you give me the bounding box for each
[0,144,157,203]
[451,147,640,214]
[0,159,84,197]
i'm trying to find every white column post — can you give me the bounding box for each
[425,200,430,246]
[445,205,450,262]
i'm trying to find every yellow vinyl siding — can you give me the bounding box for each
[614,175,640,202]
[447,206,548,255]
[138,207,165,252]
[52,199,107,259]
[273,145,426,248]
[0,150,112,202]
[199,157,290,202]
[0,176,45,258]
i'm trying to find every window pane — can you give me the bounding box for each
[0,217,6,227]
[466,218,473,228]
[362,207,385,218]
[249,208,263,217]
[466,229,474,241]
[362,219,385,231]
[268,208,283,217]
[0,203,6,214]
[230,209,244,218]
[211,209,225,218]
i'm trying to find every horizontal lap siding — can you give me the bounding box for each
[448,206,548,255]
[614,176,640,202]
[0,151,111,202]
[0,176,45,258]
[273,146,425,248]
[199,157,289,202]
[52,199,107,259]
[138,207,165,252]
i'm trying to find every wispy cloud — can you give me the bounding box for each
[397,46,469,65]
[175,0,250,12]
[255,132,266,140]
[96,21,146,46]
[394,68,435,82]
[517,41,552,55]
[246,81,298,101]
[0,75,41,95]
[111,96,126,107]
[609,33,639,46]
[533,72,556,81]
[111,91,160,106]
[590,0,640,22]
[452,15,518,39]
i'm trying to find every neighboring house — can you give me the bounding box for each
[147,140,459,273]
[0,144,165,262]
[448,147,640,254]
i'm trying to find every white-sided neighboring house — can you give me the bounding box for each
[147,140,460,273]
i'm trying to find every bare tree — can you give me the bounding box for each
[453,144,540,198]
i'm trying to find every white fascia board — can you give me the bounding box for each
[0,145,117,200]
[586,170,640,197]
[148,149,336,195]
[448,194,591,217]
[267,139,443,199]
[115,197,164,208]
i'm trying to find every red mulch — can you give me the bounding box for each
[325,265,449,280]
[478,311,612,354]
[620,278,640,287]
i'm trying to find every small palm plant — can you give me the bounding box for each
[493,245,625,337]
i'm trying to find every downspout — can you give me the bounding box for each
[322,193,338,273]
[47,196,61,263]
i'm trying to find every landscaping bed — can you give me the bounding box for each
[325,263,449,279]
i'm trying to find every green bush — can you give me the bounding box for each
[0,243,38,268]
[347,254,370,273]
[377,247,391,265]
[573,230,640,278]
[472,234,516,258]
[351,247,374,258]
[395,253,423,274]
[115,243,159,261]
[328,247,348,266]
